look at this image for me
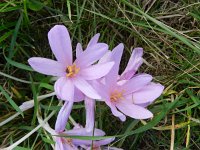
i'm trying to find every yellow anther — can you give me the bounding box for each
[110,90,124,102]
[66,64,80,78]
[61,138,73,145]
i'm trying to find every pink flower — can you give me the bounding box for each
[94,44,164,121]
[55,127,114,150]
[28,25,115,132]
[28,25,114,101]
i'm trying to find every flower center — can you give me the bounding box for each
[61,137,73,145]
[66,64,80,78]
[110,90,124,102]
[91,145,101,150]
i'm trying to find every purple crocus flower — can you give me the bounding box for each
[55,127,114,150]
[28,25,114,101]
[28,25,114,132]
[93,44,164,121]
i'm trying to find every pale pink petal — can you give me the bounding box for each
[48,25,72,65]
[95,138,115,146]
[126,83,164,104]
[75,43,108,67]
[91,80,110,101]
[121,74,152,95]
[28,57,65,76]
[105,100,126,121]
[74,88,84,102]
[116,102,153,119]
[74,77,101,99]
[55,101,74,132]
[105,44,124,88]
[111,43,124,65]
[76,43,83,58]
[85,97,95,132]
[120,47,143,80]
[98,51,112,64]
[80,62,114,80]
[87,33,100,48]
[55,138,64,150]
[54,77,74,101]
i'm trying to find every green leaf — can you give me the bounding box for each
[30,75,38,125]
[0,85,24,117]
[9,12,23,59]
[13,146,31,150]
[0,30,13,43]
[28,0,43,11]
[5,56,33,71]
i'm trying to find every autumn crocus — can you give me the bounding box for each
[29,25,114,101]
[28,25,114,131]
[93,43,164,121]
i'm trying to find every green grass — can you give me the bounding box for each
[0,0,200,149]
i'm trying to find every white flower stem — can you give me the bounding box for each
[0,92,56,127]
[2,110,56,150]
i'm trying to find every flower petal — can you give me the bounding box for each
[80,62,114,80]
[95,138,115,146]
[98,51,112,64]
[127,83,164,104]
[75,43,108,67]
[76,43,83,58]
[74,87,84,102]
[85,97,95,132]
[55,101,74,132]
[55,138,65,150]
[120,47,143,80]
[54,77,74,101]
[28,57,65,76]
[74,77,101,99]
[48,25,72,65]
[105,44,124,88]
[121,74,152,95]
[116,102,153,119]
[105,100,126,121]
[87,33,100,48]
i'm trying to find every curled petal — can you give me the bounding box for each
[54,77,74,101]
[28,57,65,76]
[116,102,153,119]
[55,101,74,132]
[48,25,72,65]
[80,62,114,80]
[120,47,143,80]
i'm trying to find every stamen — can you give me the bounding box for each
[61,138,73,146]
[110,90,124,102]
[66,64,80,78]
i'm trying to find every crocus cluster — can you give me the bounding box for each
[28,25,164,150]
